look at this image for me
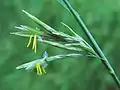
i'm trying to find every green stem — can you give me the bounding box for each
[62,0,120,88]
[47,53,94,62]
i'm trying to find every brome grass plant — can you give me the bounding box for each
[11,0,120,88]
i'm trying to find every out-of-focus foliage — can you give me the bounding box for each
[0,0,120,90]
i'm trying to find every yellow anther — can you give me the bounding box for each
[42,67,46,73]
[34,35,37,53]
[32,34,37,53]
[35,64,40,75]
[26,34,37,53]
[36,64,39,75]
[27,35,33,47]
[38,65,42,75]
[35,63,46,75]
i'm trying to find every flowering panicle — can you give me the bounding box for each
[11,10,98,76]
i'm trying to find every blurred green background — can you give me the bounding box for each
[0,0,120,90]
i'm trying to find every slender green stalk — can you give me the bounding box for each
[62,0,120,88]
[46,53,95,62]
